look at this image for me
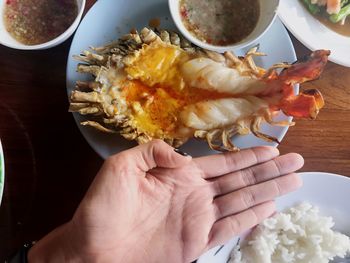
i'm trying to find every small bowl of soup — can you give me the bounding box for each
[169,0,280,52]
[0,0,86,50]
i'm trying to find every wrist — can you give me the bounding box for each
[6,242,35,263]
[27,222,83,263]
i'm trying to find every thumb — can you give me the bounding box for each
[130,140,192,172]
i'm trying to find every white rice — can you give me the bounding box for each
[229,203,350,263]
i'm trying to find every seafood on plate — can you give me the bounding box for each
[303,0,350,24]
[69,27,329,151]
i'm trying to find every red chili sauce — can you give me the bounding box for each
[3,0,78,45]
[179,0,260,46]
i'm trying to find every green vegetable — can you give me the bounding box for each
[302,0,321,15]
[341,0,349,7]
[330,3,350,23]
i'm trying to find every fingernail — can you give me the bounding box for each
[174,148,189,157]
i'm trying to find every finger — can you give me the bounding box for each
[194,146,279,179]
[116,140,192,172]
[212,153,304,196]
[213,173,302,219]
[208,201,275,248]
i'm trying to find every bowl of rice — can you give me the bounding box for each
[198,172,350,263]
[229,202,350,263]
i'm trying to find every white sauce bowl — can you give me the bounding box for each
[0,0,86,50]
[169,0,280,52]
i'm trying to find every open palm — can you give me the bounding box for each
[67,140,303,263]
[28,140,303,263]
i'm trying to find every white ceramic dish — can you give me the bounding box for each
[66,0,297,159]
[278,0,350,67]
[0,139,4,205]
[198,172,350,263]
[0,0,86,50]
[169,0,280,52]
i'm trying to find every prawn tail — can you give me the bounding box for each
[280,89,325,119]
[279,50,330,85]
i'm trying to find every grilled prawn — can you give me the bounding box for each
[69,28,329,151]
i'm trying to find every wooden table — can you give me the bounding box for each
[0,0,349,260]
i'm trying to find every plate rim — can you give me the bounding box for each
[299,171,350,180]
[66,0,297,159]
[0,139,4,205]
[277,1,350,67]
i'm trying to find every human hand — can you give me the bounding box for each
[28,140,303,263]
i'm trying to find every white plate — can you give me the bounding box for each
[0,139,4,205]
[278,0,350,67]
[198,172,350,263]
[66,0,297,159]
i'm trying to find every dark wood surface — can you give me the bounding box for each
[0,0,349,260]
[278,38,350,176]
